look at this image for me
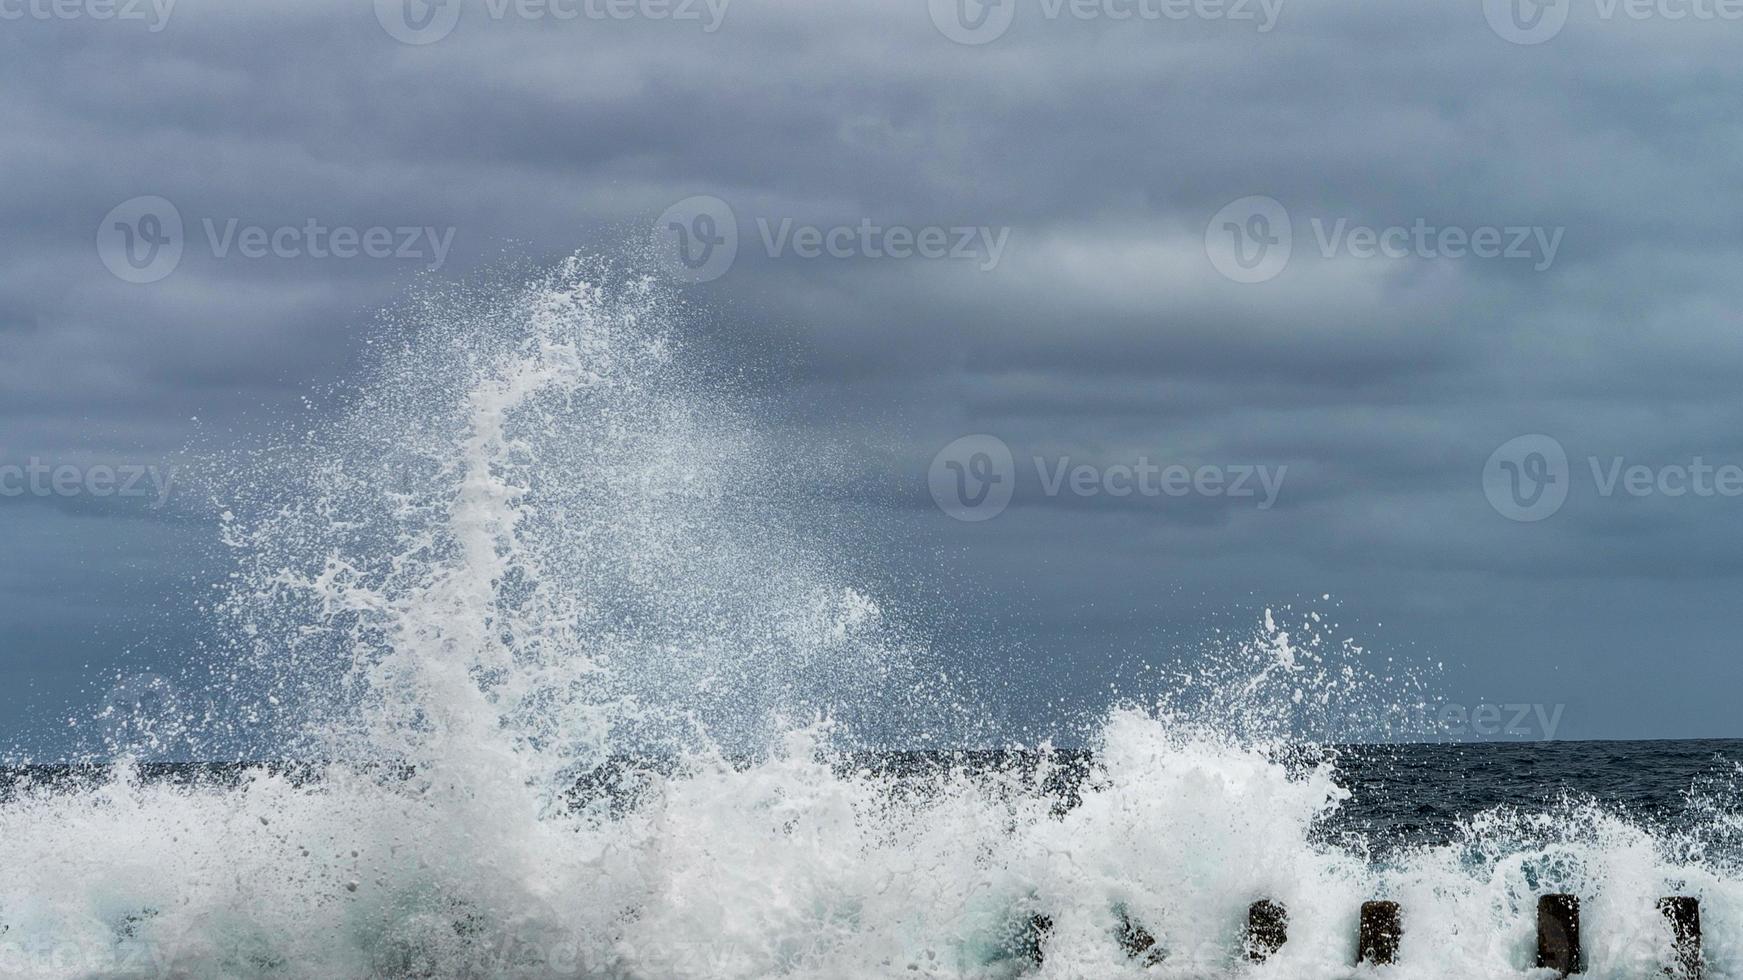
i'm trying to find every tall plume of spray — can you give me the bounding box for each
[212,255,940,796]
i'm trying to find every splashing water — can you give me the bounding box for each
[4,257,1743,978]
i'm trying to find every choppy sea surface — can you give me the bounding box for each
[1332,739,1743,848]
[9,737,1741,848]
[2,258,1737,978]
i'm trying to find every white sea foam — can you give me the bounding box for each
[2,257,1741,978]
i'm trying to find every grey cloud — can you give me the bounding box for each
[4,0,1743,749]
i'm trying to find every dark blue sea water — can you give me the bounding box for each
[9,737,1735,845]
[1330,739,1743,847]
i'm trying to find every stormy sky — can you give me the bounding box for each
[4,0,1743,754]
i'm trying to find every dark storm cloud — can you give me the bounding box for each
[4,0,1743,749]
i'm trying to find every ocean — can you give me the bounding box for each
[11,737,1737,845]
[2,259,1737,979]
[2,739,1741,978]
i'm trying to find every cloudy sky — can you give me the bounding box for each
[4,0,1743,754]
